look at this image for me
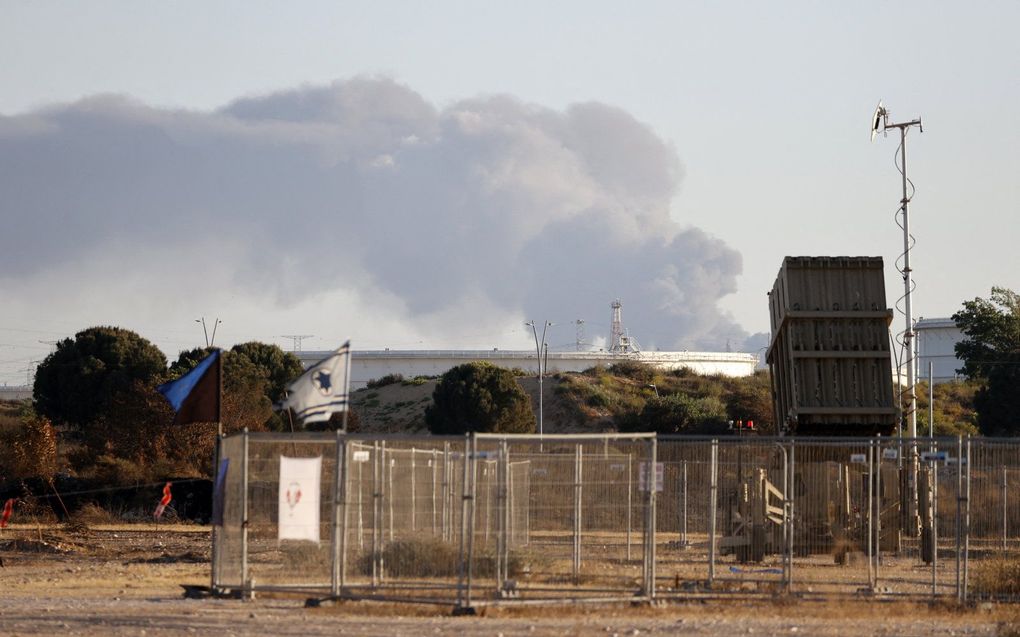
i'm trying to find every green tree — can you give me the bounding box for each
[953,287,1020,436]
[229,342,304,403]
[33,326,167,430]
[425,362,536,435]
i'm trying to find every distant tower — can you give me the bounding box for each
[281,335,314,352]
[609,299,639,353]
[575,319,586,351]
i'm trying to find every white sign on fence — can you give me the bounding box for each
[352,450,370,463]
[638,462,664,492]
[850,453,868,464]
[278,456,322,543]
[883,448,899,460]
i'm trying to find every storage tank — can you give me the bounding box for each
[766,256,899,435]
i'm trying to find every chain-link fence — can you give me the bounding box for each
[212,433,1020,610]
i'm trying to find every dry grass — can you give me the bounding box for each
[974,556,1020,598]
[354,537,524,578]
[69,502,121,526]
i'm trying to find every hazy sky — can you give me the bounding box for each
[1,1,1017,384]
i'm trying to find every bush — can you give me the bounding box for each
[608,361,656,383]
[401,376,433,386]
[367,374,405,389]
[357,538,522,578]
[622,393,729,434]
[586,387,614,408]
[425,362,536,435]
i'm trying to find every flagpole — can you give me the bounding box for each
[285,402,299,456]
[211,349,223,594]
[217,348,223,437]
[341,341,352,434]
[286,404,297,434]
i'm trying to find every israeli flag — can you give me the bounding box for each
[277,342,351,425]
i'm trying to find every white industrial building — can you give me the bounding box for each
[295,349,758,389]
[914,317,965,384]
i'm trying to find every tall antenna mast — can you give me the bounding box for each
[872,101,923,440]
[873,101,924,538]
[281,335,314,352]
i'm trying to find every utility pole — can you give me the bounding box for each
[525,320,553,436]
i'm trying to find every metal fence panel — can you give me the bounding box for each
[211,433,1020,607]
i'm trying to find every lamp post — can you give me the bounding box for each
[196,317,223,348]
[525,320,553,436]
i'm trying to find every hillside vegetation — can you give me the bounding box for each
[350,362,980,437]
[350,362,775,435]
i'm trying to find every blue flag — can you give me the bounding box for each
[157,350,221,425]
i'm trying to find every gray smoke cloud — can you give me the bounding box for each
[0,77,755,353]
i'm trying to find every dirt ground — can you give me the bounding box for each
[1,525,1016,636]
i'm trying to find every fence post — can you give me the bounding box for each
[867,439,875,589]
[410,448,416,532]
[442,442,451,542]
[240,428,250,595]
[484,462,492,546]
[372,441,381,587]
[356,445,364,551]
[626,453,633,561]
[931,439,938,599]
[331,433,348,597]
[648,436,657,601]
[432,449,438,536]
[875,436,882,585]
[387,446,394,543]
[963,437,971,602]
[956,435,962,602]
[574,443,583,584]
[456,434,475,612]
[1004,466,1009,552]
[681,461,688,547]
[466,435,477,609]
[501,439,511,587]
[788,440,795,592]
[777,442,789,592]
[709,439,718,586]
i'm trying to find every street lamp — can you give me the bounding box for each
[196,317,223,348]
[525,320,553,436]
